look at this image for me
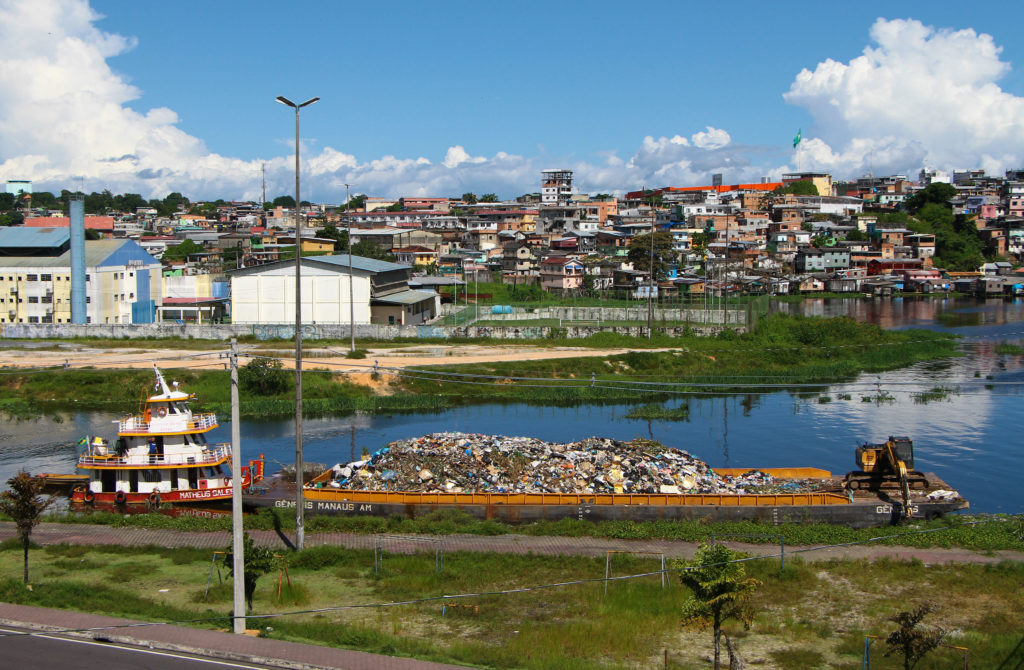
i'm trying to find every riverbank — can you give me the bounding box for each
[1,520,1022,669]
[0,314,959,419]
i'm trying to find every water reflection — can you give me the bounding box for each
[2,298,1022,515]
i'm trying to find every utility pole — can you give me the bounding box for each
[647,198,655,339]
[229,338,245,634]
[261,163,266,209]
[276,94,319,551]
[345,183,355,353]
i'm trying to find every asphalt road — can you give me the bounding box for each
[0,625,272,670]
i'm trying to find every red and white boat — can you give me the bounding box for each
[69,365,264,506]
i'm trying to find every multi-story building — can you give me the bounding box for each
[0,227,162,325]
[541,169,573,205]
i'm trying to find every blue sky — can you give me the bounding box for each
[3,1,1024,202]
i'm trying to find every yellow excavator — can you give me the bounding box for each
[843,436,930,517]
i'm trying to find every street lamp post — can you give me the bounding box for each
[344,183,355,353]
[276,94,319,551]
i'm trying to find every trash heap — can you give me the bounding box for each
[322,432,789,496]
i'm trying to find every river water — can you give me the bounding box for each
[2,297,1022,514]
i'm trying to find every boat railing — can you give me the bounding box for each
[119,412,219,434]
[79,443,231,467]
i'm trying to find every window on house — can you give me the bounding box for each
[42,296,52,304]
[28,316,38,323]
[26,274,38,281]
[27,296,38,304]
[86,297,91,303]
[40,274,51,281]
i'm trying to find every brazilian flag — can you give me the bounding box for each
[793,129,802,148]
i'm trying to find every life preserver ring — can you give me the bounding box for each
[114,490,127,505]
[83,490,95,504]
[157,406,167,418]
[148,490,161,506]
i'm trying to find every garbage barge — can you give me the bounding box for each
[243,433,969,528]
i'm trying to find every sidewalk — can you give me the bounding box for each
[2,521,1023,565]
[0,602,473,670]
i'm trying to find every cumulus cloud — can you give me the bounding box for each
[6,4,1023,202]
[0,0,777,200]
[785,17,1024,177]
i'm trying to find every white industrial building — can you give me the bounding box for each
[229,254,439,326]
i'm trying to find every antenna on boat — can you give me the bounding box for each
[153,364,171,396]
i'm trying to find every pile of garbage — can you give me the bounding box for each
[321,432,795,496]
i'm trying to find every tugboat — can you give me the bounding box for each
[68,365,264,507]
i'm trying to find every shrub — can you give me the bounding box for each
[239,357,291,396]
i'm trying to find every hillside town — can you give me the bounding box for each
[1,167,1022,327]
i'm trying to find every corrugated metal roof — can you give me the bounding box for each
[372,289,438,305]
[0,226,69,248]
[0,239,160,268]
[310,254,409,273]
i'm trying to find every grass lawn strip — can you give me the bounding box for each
[0,539,1020,669]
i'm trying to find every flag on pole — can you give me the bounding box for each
[793,129,802,148]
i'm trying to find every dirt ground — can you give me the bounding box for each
[0,344,671,374]
[0,342,667,374]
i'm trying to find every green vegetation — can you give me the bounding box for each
[397,314,959,403]
[624,402,690,421]
[678,543,761,670]
[0,315,960,419]
[0,538,1020,669]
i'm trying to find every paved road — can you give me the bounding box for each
[0,623,271,670]
[0,605,474,670]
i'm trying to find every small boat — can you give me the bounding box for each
[67,365,264,507]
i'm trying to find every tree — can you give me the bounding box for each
[222,533,278,612]
[678,543,761,670]
[314,225,349,252]
[385,202,404,212]
[239,357,291,396]
[0,471,55,584]
[627,231,679,280]
[157,192,190,217]
[162,239,205,262]
[690,231,710,260]
[272,195,296,209]
[351,239,396,261]
[461,192,478,205]
[884,602,948,670]
[845,228,869,242]
[345,194,367,211]
[479,193,499,203]
[903,183,957,214]
[759,180,819,211]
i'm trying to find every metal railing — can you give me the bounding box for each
[119,412,219,434]
[79,443,231,467]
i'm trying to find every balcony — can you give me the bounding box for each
[79,443,231,468]
[119,412,219,434]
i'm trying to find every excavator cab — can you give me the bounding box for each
[848,436,928,519]
[856,436,914,474]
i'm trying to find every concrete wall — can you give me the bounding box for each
[478,305,746,326]
[2,318,744,342]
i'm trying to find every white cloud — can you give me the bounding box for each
[784,17,1024,177]
[6,5,1024,202]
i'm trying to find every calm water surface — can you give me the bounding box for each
[2,297,1022,514]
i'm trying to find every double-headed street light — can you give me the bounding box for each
[276,94,319,551]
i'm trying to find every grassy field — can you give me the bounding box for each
[1,537,1021,669]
